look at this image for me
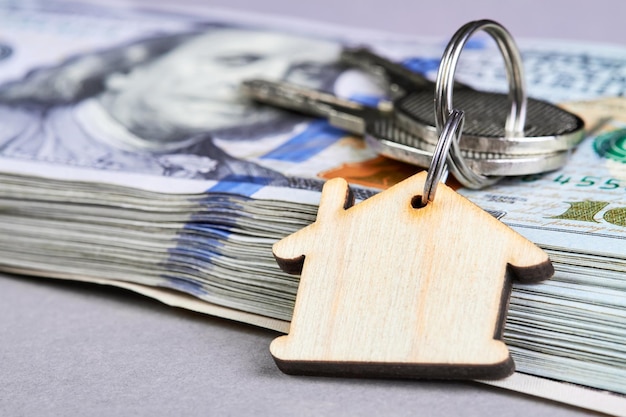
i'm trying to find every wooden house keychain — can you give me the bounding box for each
[270,20,554,380]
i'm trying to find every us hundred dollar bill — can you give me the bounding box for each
[460,97,626,266]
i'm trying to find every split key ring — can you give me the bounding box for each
[431,19,529,190]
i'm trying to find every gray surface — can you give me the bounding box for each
[198,0,626,44]
[2,0,621,415]
[0,275,590,416]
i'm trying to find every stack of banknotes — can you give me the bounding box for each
[0,1,624,414]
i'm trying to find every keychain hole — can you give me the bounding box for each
[411,195,426,209]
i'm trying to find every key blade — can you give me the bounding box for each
[341,47,471,95]
[340,47,434,94]
[241,79,393,135]
[242,79,364,115]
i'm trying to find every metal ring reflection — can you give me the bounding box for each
[422,109,464,205]
[433,20,527,189]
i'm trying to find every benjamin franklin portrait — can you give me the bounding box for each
[0,26,344,184]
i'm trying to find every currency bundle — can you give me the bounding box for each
[0,2,624,414]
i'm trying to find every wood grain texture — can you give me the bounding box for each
[271,171,553,380]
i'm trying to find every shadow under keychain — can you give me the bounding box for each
[269,20,555,380]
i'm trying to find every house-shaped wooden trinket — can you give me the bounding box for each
[271,171,553,380]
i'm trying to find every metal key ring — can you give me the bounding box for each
[422,108,465,205]
[434,20,527,189]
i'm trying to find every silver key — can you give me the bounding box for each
[240,78,394,136]
[340,47,586,155]
[240,79,569,181]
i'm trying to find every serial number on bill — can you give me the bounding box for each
[552,175,625,190]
